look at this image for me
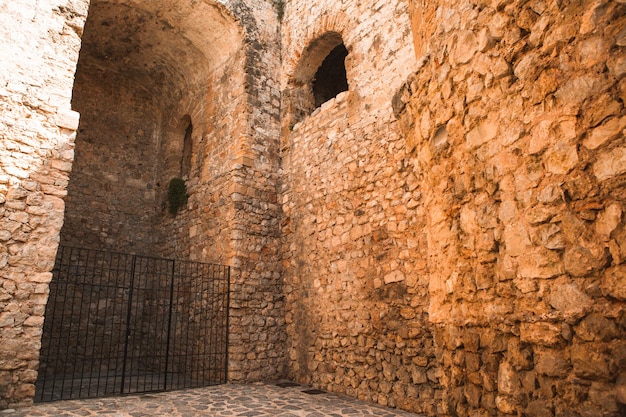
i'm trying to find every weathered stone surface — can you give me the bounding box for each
[593,147,626,181]
[495,395,518,414]
[535,348,571,377]
[601,267,626,300]
[384,270,406,284]
[498,361,521,395]
[55,110,81,131]
[571,344,612,380]
[0,0,88,408]
[549,281,593,319]
[391,0,625,414]
[575,313,620,342]
[563,246,606,277]
[543,142,579,175]
[1,0,624,416]
[466,119,498,149]
[617,373,626,405]
[583,116,626,150]
[595,203,623,240]
[520,322,562,346]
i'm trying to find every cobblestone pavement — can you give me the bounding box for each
[1,382,422,416]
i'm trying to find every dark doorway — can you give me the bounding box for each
[35,246,230,402]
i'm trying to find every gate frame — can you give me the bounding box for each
[35,246,231,402]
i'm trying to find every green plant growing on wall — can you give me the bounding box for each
[167,178,188,215]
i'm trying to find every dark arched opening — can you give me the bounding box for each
[181,119,193,178]
[313,43,348,108]
[283,32,350,129]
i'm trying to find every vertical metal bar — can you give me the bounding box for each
[207,264,216,384]
[103,251,118,395]
[182,262,190,388]
[133,257,143,394]
[65,247,87,399]
[133,257,141,394]
[79,249,97,398]
[163,259,176,391]
[108,252,126,395]
[121,254,137,395]
[36,245,64,402]
[191,262,198,387]
[200,264,209,385]
[51,246,70,400]
[223,266,230,383]
[78,249,91,396]
[89,251,102,398]
[57,246,74,399]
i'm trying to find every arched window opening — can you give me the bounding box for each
[181,119,193,178]
[313,44,348,108]
[283,32,350,130]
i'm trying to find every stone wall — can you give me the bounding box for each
[60,0,249,257]
[281,0,626,415]
[225,0,286,382]
[279,0,439,414]
[155,0,287,382]
[2,0,625,414]
[394,0,626,415]
[0,0,89,408]
[62,65,161,253]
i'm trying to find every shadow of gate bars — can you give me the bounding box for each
[36,246,230,402]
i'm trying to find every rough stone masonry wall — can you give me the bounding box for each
[225,0,286,382]
[151,0,286,383]
[61,0,248,258]
[280,0,441,414]
[0,0,88,409]
[395,0,626,415]
[62,65,162,254]
[157,56,247,264]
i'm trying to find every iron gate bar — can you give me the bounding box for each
[120,254,136,395]
[36,246,230,403]
[163,258,176,392]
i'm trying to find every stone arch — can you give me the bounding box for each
[281,14,354,131]
[287,32,350,123]
[160,114,194,182]
[282,11,352,87]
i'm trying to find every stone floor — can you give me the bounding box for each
[1,382,422,416]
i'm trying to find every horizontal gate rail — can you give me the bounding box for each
[35,246,230,402]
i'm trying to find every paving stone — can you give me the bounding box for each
[2,383,421,417]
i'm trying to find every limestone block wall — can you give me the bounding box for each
[0,0,89,408]
[154,47,248,265]
[62,66,162,253]
[154,0,286,383]
[395,0,626,415]
[223,0,286,382]
[279,0,439,413]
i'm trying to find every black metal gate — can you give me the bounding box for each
[35,246,230,402]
